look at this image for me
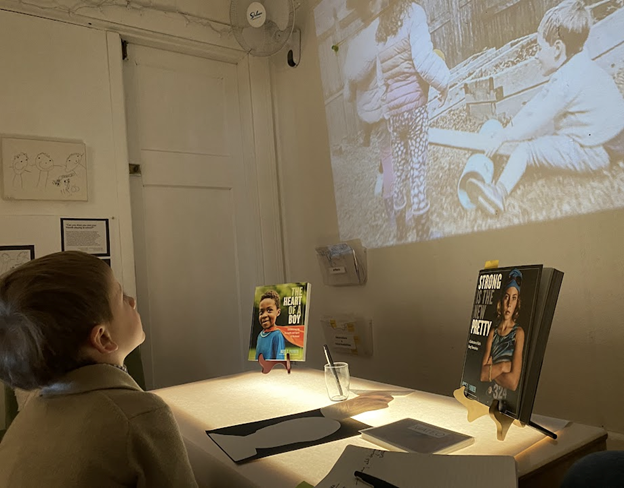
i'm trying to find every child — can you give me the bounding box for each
[375,0,450,239]
[344,0,395,223]
[480,269,525,405]
[0,251,197,487]
[255,289,286,360]
[468,0,624,216]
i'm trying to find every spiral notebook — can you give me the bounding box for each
[316,445,517,488]
[359,417,475,454]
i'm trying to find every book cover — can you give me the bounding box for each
[247,282,311,362]
[460,265,543,421]
[360,418,474,454]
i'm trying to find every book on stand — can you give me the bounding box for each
[459,265,563,423]
[247,283,311,362]
[360,418,474,454]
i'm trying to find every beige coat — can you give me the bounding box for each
[0,365,198,488]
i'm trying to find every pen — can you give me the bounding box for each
[323,344,344,397]
[354,470,399,488]
[528,420,558,439]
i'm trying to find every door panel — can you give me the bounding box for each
[136,63,227,154]
[142,186,239,385]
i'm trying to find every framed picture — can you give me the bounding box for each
[61,218,110,256]
[0,245,35,276]
[1,136,87,201]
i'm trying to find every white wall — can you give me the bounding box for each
[271,4,624,434]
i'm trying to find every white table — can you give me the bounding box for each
[152,368,607,488]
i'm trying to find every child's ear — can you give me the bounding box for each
[276,308,281,317]
[89,325,119,355]
[554,39,567,62]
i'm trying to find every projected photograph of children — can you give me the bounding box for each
[313,0,624,248]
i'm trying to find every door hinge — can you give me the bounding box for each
[121,40,128,61]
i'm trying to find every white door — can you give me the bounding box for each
[124,44,260,389]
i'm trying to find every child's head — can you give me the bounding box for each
[537,0,591,74]
[0,251,144,390]
[375,0,413,43]
[497,269,522,322]
[258,290,281,330]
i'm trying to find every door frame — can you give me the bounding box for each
[110,37,286,389]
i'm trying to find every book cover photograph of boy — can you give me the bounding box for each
[248,283,310,362]
[313,0,624,248]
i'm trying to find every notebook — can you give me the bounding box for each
[316,445,517,488]
[360,417,474,454]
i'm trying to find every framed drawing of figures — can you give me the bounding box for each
[0,245,35,276]
[1,136,87,201]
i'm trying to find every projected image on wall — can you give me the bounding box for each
[313,0,624,248]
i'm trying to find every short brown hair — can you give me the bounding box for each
[260,290,281,310]
[539,0,591,56]
[0,251,113,389]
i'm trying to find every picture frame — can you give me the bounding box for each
[60,218,110,256]
[1,135,87,201]
[0,244,35,276]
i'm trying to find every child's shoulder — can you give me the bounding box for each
[554,51,605,81]
[406,2,427,22]
[102,388,171,421]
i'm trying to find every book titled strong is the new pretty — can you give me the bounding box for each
[460,265,563,423]
[248,283,311,362]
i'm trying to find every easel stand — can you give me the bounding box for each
[453,259,557,441]
[258,353,291,374]
[453,386,557,440]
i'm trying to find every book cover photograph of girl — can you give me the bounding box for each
[247,283,311,362]
[480,269,525,410]
[459,265,541,417]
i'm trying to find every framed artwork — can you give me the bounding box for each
[0,245,35,276]
[1,136,87,201]
[61,218,110,256]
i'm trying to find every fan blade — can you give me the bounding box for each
[241,25,270,51]
[262,0,293,32]
[230,0,259,27]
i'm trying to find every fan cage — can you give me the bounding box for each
[230,0,295,57]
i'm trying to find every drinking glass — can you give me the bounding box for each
[324,362,350,401]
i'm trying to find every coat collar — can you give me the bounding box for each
[40,364,142,397]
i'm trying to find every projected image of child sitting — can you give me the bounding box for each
[468,0,624,217]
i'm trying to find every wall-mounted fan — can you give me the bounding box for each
[230,0,299,63]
